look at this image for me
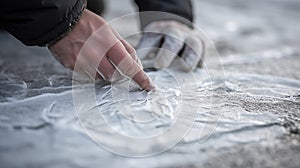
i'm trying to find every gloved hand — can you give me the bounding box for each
[49,9,154,91]
[136,21,205,71]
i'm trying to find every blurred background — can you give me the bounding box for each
[0,0,299,167]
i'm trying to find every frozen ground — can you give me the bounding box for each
[0,0,300,167]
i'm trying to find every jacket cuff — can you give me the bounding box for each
[138,11,194,30]
[42,0,86,46]
[134,0,194,30]
[34,0,86,46]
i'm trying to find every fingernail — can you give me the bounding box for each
[147,81,156,91]
[140,75,155,91]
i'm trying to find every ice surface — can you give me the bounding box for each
[1,0,300,167]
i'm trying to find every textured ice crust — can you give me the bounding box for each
[83,69,300,147]
[130,87,181,119]
[94,71,183,138]
[0,69,300,166]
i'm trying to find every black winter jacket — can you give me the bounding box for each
[0,0,193,46]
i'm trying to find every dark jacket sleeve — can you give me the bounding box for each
[134,0,193,29]
[0,0,86,46]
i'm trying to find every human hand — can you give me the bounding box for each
[136,21,205,71]
[48,9,154,91]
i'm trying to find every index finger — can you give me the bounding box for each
[107,41,155,91]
